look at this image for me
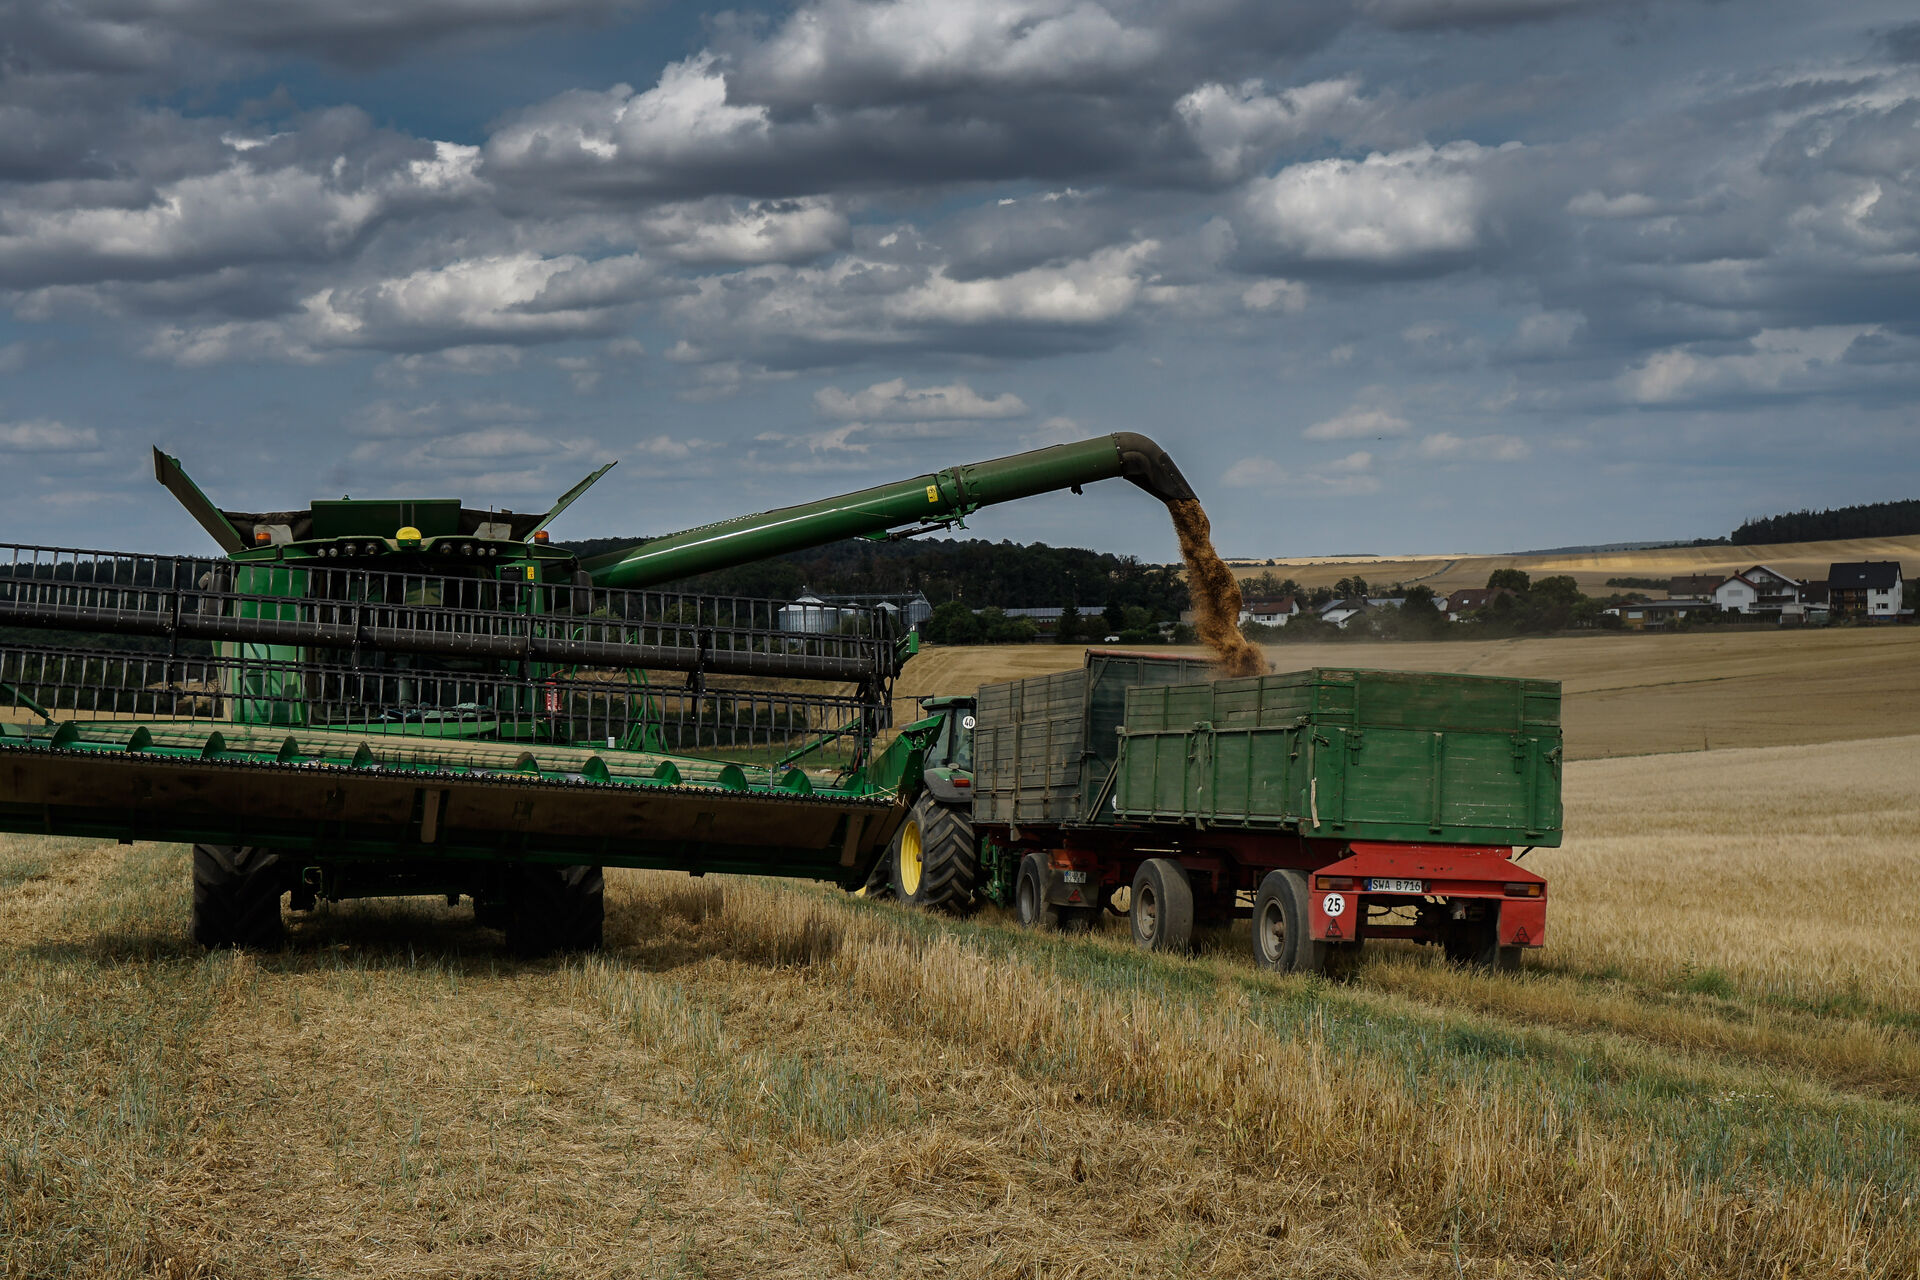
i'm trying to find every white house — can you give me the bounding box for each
[1239,597,1299,626]
[1711,574,1759,614]
[1320,598,1367,629]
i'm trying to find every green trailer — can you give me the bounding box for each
[1115,667,1563,846]
[881,661,1561,973]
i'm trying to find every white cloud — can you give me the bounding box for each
[1240,142,1502,266]
[0,420,100,450]
[1241,279,1308,312]
[1303,406,1410,440]
[1222,450,1379,495]
[814,377,1027,421]
[1616,328,1870,405]
[888,241,1157,326]
[642,198,848,264]
[740,0,1162,103]
[1416,432,1530,461]
[485,54,771,184]
[1176,77,1368,180]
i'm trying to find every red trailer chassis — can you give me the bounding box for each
[984,824,1545,971]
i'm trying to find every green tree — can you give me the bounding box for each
[1487,568,1532,593]
[922,601,979,645]
[1057,603,1082,643]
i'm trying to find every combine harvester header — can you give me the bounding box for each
[0,434,1195,952]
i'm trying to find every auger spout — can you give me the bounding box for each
[581,432,1194,590]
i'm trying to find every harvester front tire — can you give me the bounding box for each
[1251,870,1327,974]
[192,844,288,951]
[889,794,978,915]
[1129,858,1194,953]
[506,864,604,957]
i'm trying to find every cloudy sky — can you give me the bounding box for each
[3,0,1918,560]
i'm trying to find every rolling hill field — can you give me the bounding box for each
[1229,532,1920,595]
[4,627,1919,1277]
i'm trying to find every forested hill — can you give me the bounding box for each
[560,535,1190,615]
[1732,499,1920,545]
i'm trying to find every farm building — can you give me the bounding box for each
[1239,597,1299,626]
[1827,562,1905,620]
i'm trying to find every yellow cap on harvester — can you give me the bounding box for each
[396,526,422,548]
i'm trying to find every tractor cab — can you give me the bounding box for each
[916,694,975,803]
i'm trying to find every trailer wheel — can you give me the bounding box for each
[890,795,979,914]
[1443,913,1521,972]
[1251,870,1327,974]
[1015,853,1060,929]
[1129,859,1195,953]
[192,844,288,950]
[505,864,604,957]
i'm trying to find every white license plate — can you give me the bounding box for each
[1366,877,1425,894]
[1061,870,1089,884]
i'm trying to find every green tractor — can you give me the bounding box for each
[870,694,978,911]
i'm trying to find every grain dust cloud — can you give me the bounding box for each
[1168,499,1268,678]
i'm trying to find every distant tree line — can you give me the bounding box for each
[1731,499,1920,545]
[562,535,1190,618]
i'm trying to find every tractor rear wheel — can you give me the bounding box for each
[192,844,288,950]
[505,864,604,957]
[1129,858,1195,953]
[889,794,978,914]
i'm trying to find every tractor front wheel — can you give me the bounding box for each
[889,794,979,914]
[192,844,289,950]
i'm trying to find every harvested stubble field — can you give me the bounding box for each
[4,633,1920,1278]
[1233,533,1920,597]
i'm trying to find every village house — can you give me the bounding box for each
[1668,574,1724,599]
[1827,561,1905,620]
[1603,598,1707,630]
[1441,587,1510,622]
[1320,597,1368,629]
[1239,597,1299,627]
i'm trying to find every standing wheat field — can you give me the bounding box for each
[4,640,1918,1277]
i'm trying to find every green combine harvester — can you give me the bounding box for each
[0,434,1195,953]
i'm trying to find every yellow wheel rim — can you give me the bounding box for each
[899,820,923,897]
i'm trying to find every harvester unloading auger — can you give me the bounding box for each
[0,433,1198,953]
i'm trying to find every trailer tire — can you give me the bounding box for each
[1129,859,1195,953]
[1015,853,1060,930]
[192,844,288,951]
[505,864,604,957]
[1251,870,1327,974]
[890,795,978,914]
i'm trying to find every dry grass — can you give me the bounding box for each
[1234,532,1920,596]
[5,628,1920,1277]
